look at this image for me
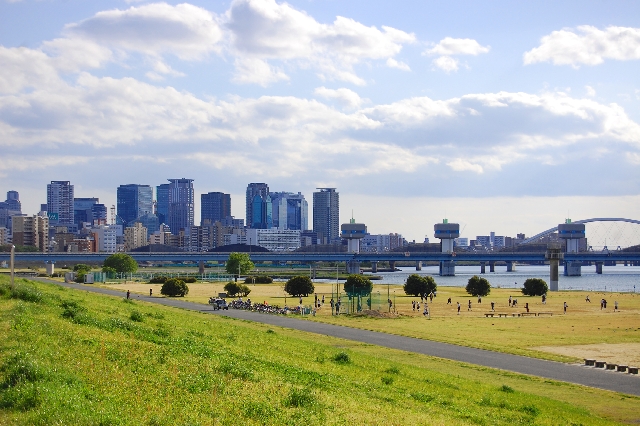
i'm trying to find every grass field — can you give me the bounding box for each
[2,276,640,425]
[104,280,640,364]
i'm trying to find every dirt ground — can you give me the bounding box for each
[533,343,640,367]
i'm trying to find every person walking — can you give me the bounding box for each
[477,296,482,304]
[299,296,303,305]
[447,297,452,305]
[614,300,619,312]
[541,294,546,304]
[563,301,568,314]
[457,302,461,315]
[468,300,472,311]
[490,301,495,311]
[149,288,152,297]
[126,290,130,300]
[322,295,325,304]
[508,295,512,307]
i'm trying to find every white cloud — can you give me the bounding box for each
[585,85,596,97]
[232,57,289,86]
[447,159,484,173]
[225,0,415,85]
[524,25,640,66]
[425,37,490,56]
[314,86,365,109]
[386,58,410,71]
[424,37,489,73]
[432,56,459,72]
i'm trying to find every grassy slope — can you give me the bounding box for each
[0,277,637,425]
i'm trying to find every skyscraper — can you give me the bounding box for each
[313,188,339,244]
[0,191,22,230]
[116,184,153,227]
[47,181,74,226]
[245,183,269,228]
[74,198,107,227]
[156,183,169,225]
[201,192,231,226]
[168,178,194,235]
[251,193,272,229]
[271,192,308,230]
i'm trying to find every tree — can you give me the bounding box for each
[344,274,373,297]
[161,278,189,297]
[284,276,315,297]
[225,252,254,282]
[522,278,548,296]
[403,274,437,297]
[103,253,138,274]
[102,266,117,278]
[466,275,491,297]
[224,281,241,297]
[73,264,92,283]
[239,284,251,297]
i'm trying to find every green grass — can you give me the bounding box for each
[0,277,638,425]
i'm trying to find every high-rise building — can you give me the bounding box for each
[124,222,147,251]
[251,193,272,229]
[201,192,231,226]
[12,215,49,251]
[168,179,194,235]
[156,183,169,225]
[74,198,107,227]
[271,192,308,230]
[47,181,74,226]
[116,184,153,227]
[313,188,339,244]
[0,191,22,231]
[246,183,269,228]
[5,191,20,211]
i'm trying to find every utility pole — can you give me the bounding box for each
[10,245,15,290]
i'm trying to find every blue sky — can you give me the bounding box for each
[1,0,639,242]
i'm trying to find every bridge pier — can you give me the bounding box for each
[346,260,361,274]
[480,262,486,274]
[595,262,603,274]
[545,244,563,291]
[563,261,581,276]
[371,262,378,273]
[45,261,55,276]
[439,261,455,276]
[506,261,515,272]
[415,261,422,271]
[489,262,495,273]
[389,261,396,270]
[198,260,205,274]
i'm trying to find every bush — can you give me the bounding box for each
[149,276,167,284]
[224,282,241,297]
[103,253,138,273]
[73,264,91,274]
[160,278,189,297]
[183,277,197,283]
[284,276,314,297]
[403,274,437,297]
[239,284,251,297]
[344,275,373,297]
[466,275,491,297]
[130,311,144,322]
[521,278,548,296]
[332,351,351,364]
[244,276,273,284]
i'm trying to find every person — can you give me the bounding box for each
[149,288,152,297]
[322,295,325,304]
[423,304,429,318]
[330,298,335,314]
[478,296,482,304]
[126,290,130,300]
[600,298,604,310]
[457,302,461,315]
[614,300,619,312]
[412,301,416,311]
[299,296,302,305]
[603,299,607,309]
[447,297,452,305]
[508,295,512,307]
[585,295,590,302]
[490,301,495,311]
[525,302,529,313]
[541,294,546,304]
[468,299,472,311]
[513,298,517,308]
[430,292,434,302]
[563,301,568,314]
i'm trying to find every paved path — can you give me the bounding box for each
[39,280,640,396]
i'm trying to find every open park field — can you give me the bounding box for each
[1,276,640,425]
[103,280,640,364]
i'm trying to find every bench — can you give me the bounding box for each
[538,312,553,316]
[484,313,494,317]
[605,363,617,370]
[520,312,537,316]
[497,313,509,317]
[512,313,521,317]
[628,367,638,374]
[595,361,606,368]
[616,365,628,373]
[584,359,596,366]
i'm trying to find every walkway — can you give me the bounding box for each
[38,279,640,396]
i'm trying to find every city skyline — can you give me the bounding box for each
[1,1,638,242]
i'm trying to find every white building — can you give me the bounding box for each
[246,228,301,252]
[224,233,246,246]
[455,237,469,247]
[92,225,118,253]
[360,233,405,253]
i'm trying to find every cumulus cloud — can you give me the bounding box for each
[386,58,410,71]
[585,85,596,97]
[232,57,289,86]
[424,37,489,72]
[225,0,415,84]
[314,86,366,109]
[524,25,640,66]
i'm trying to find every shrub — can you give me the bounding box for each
[224,282,241,297]
[244,276,273,284]
[73,264,91,274]
[239,284,251,297]
[160,278,189,297]
[466,275,491,297]
[521,278,548,296]
[332,351,351,364]
[344,275,373,297]
[183,277,197,283]
[284,276,314,297]
[284,388,316,408]
[130,310,144,322]
[381,376,394,385]
[403,274,437,297]
[149,276,167,284]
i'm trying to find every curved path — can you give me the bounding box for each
[39,279,640,396]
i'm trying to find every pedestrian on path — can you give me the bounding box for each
[614,301,619,312]
[490,301,495,311]
[563,301,568,314]
[126,290,130,300]
[468,300,472,311]
[149,288,152,297]
[457,302,461,315]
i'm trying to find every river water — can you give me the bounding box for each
[365,265,640,292]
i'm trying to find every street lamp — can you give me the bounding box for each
[10,244,15,290]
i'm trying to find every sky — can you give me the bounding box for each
[1,0,639,243]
